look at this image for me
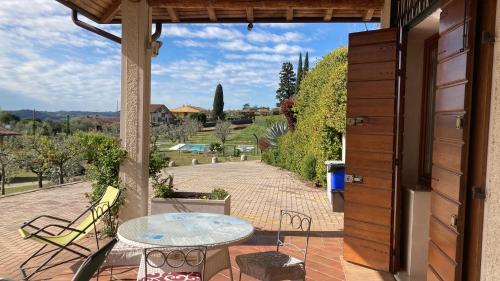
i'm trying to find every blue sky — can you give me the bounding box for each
[0,0,378,112]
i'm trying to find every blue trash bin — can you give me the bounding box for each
[326,161,345,212]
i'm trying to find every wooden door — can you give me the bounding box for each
[344,28,402,272]
[427,0,477,280]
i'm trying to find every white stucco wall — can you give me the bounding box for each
[481,1,500,279]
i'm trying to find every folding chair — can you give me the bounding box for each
[18,186,121,280]
[72,238,118,281]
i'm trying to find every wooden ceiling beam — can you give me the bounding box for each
[324,8,334,21]
[207,7,217,21]
[151,0,383,10]
[363,9,375,21]
[100,0,121,23]
[246,7,254,22]
[167,7,180,22]
[286,8,293,21]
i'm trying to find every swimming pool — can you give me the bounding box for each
[180,144,209,152]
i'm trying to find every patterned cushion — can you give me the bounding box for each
[236,251,305,281]
[140,272,201,281]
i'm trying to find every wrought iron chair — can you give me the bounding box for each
[137,246,208,281]
[235,210,312,281]
[18,186,121,280]
[72,238,118,281]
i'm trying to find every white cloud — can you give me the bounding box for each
[247,31,302,43]
[163,26,243,41]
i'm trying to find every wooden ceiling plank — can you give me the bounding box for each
[246,7,254,22]
[324,8,334,21]
[286,8,293,21]
[167,7,180,22]
[207,7,217,21]
[152,0,383,10]
[364,9,375,21]
[101,0,121,23]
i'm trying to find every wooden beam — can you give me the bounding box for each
[207,7,217,21]
[167,7,180,22]
[152,0,384,10]
[246,7,254,22]
[100,0,121,23]
[324,8,334,21]
[363,9,375,21]
[286,8,293,21]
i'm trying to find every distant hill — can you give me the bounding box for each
[6,110,119,121]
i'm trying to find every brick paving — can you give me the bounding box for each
[0,161,392,281]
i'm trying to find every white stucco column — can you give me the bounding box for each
[119,0,152,221]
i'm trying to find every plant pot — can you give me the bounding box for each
[151,192,231,215]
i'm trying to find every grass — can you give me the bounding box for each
[158,115,285,150]
[4,184,39,195]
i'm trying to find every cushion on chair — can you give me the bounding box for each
[103,240,143,267]
[236,251,306,281]
[139,272,201,281]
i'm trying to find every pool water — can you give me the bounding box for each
[181,144,209,152]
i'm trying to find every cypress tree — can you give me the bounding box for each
[66,115,70,135]
[295,52,303,95]
[212,83,224,120]
[304,52,309,73]
[276,62,296,105]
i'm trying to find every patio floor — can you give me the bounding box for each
[0,160,394,281]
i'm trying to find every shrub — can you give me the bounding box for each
[209,143,223,154]
[261,149,280,166]
[209,188,229,200]
[265,121,288,147]
[280,99,297,131]
[301,154,317,180]
[152,174,175,198]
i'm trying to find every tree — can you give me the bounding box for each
[214,121,232,156]
[243,103,250,110]
[190,112,207,124]
[0,138,18,195]
[304,52,309,73]
[41,136,81,184]
[17,136,50,188]
[0,112,20,126]
[295,53,303,94]
[212,83,225,120]
[276,62,296,105]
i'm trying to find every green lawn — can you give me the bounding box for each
[5,184,39,195]
[159,115,285,150]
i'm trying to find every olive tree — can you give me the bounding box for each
[214,121,232,156]
[0,138,18,195]
[40,136,81,184]
[17,136,50,188]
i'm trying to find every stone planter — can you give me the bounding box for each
[151,192,231,215]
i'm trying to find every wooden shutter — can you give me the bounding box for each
[427,0,477,280]
[344,28,401,272]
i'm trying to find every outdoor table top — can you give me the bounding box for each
[117,212,255,249]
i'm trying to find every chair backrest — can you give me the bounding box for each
[276,210,312,262]
[71,238,118,281]
[142,246,208,281]
[76,186,121,235]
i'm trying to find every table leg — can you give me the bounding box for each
[225,247,234,281]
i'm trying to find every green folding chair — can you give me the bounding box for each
[18,186,121,280]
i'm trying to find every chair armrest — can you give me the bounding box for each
[23,224,85,239]
[22,215,71,227]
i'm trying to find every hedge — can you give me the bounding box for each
[263,47,347,185]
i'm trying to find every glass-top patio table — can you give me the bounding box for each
[117,213,255,280]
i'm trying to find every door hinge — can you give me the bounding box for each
[481,31,495,44]
[472,186,486,200]
[347,117,367,126]
[345,174,363,184]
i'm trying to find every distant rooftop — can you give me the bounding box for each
[171,105,206,113]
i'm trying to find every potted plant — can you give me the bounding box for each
[150,174,231,215]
